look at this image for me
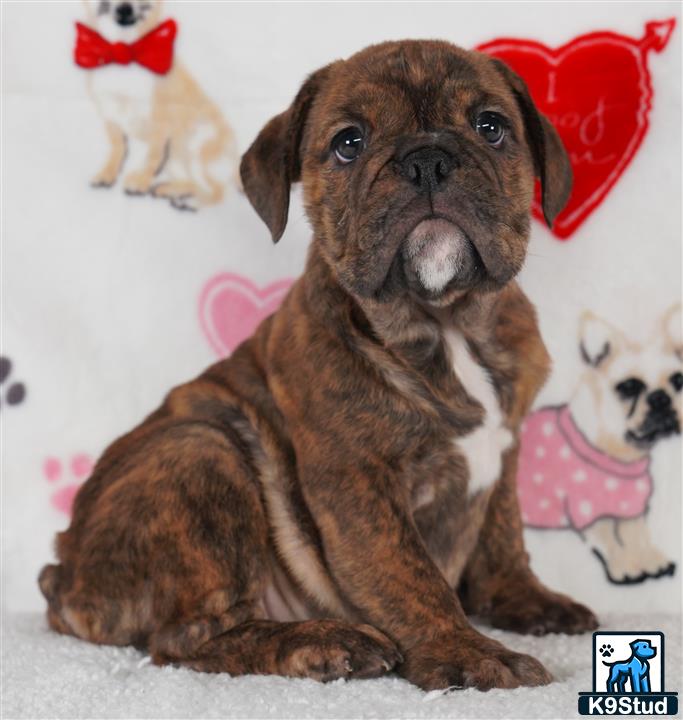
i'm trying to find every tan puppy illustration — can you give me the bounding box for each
[79,0,236,210]
[519,305,681,584]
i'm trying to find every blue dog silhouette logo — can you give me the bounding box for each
[603,639,656,693]
[578,631,678,715]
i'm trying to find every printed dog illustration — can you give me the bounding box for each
[518,305,681,584]
[77,1,236,210]
[604,639,656,693]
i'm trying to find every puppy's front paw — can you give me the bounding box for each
[91,169,118,188]
[490,588,598,636]
[279,620,402,682]
[123,171,154,196]
[401,631,552,691]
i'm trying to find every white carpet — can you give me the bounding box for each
[2,612,680,719]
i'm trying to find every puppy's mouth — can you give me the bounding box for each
[401,218,481,299]
[626,411,680,449]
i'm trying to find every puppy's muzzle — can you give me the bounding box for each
[402,218,477,295]
[399,146,457,195]
[628,389,680,447]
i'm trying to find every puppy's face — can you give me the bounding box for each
[85,0,161,41]
[579,307,682,456]
[241,41,572,304]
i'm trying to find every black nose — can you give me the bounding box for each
[647,389,672,410]
[116,3,134,20]
[400,147,453,193]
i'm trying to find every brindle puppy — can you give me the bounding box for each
[39,40,598,691]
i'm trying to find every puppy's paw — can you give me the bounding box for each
[639,553,676,581]
[151,182,199,212]
[490,589,598,636]
[401,631,552,691]
[123,172,154,196]
[279,620,402,682]
[593,548,675,585]
[90,170,118,188]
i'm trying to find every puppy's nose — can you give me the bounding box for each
[400,147,453,194]
[647,389,672,410]
[116,2,134,21]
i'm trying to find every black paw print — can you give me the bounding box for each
[0,356,27,410]
[599,643,614,657]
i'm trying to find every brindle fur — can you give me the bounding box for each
[40,40,597,691]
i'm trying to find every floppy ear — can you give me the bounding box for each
[578,311,625,368]
[240,65,331,243]
[660,303,682,360]
[491,58,573,227]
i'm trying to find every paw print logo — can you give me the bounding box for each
[44,454,94,516]
[599,643,614,657]
[0,356,27,410]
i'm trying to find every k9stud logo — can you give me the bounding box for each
[578,632,678,715]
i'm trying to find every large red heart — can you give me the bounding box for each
[478,19,675,239]
[199,273,293,357]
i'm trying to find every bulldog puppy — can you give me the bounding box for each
[39,40,598,691]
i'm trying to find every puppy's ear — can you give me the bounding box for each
[491,58,573,227]
[82,0,97,20]
[660,303,682,360]
[240,65,331,243]
[578,311,625,368]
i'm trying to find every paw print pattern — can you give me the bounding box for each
[44,454,94,516]
[0,356,27,410]
[599,643,614,657]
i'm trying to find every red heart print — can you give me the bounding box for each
[199,273,293,358]
[478,19,675,239]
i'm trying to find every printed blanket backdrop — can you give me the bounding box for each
[2,1,681,617]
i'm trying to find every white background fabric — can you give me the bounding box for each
[1,611,679,719]
[2,1,681,622]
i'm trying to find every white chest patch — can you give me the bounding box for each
[445,329,513,495]
[88,66,156,138]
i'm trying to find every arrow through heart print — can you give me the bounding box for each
[478,19,676,239]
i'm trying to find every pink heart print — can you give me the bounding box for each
[199,273,294,358]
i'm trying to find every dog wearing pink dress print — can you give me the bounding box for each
[518,305,682,585]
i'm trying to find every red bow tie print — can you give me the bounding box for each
[74,19,177,75]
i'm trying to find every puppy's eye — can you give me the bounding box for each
[332,127,364,164]
[475,112,506,147]
[615,377,646,399]
[670,372,683,392]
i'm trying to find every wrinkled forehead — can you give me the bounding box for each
[313,42,517,135]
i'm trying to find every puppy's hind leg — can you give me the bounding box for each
[38,563,74,637]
